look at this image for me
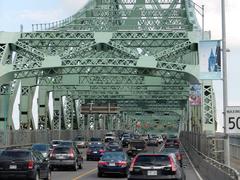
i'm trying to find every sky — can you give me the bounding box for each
[0,0,239,132]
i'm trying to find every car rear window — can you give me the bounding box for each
[74,137,84,141]
[54,147,70,153]
[32,144,48,151]
[135,155,170,166]
[101,152,125,161]
[90,137,101,141]
[130,141,145,148]
[0,151,31,160]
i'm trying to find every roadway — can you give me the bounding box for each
[52,146,202,180]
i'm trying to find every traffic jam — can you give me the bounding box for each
[0,132,187,180]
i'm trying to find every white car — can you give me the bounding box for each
[104,132,116,142]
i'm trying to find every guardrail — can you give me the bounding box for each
[181,132,240,180]
[0,130,108,147]
[230,143,240,160]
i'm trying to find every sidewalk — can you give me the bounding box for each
[231,157,240,172]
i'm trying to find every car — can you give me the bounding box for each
[147,138,158,147]
[88,137,102,146]
[161,148,183,167]
[51,140,62,148]
[104,132,116,142]
[165,138,180,148]
[127,139,147,157]
[0,148,51,180]
[150,134,164,144]
[98,151,130,177]
[49,145,83,171]
[128,153,186,180]
[86,143,105,161]
[122,138,131,148]
[32,143,50,158]
[106,142,123,152]
[73,136,87,148]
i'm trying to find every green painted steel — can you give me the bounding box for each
[0,0,216,134]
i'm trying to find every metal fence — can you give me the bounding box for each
[181,131,240,180]
[230,143,240,160]
[0,130,108,147]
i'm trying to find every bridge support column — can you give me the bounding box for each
[52,93,62,130]
[62,95,74,130]
[8,80,21,130]
[201,80,216,133]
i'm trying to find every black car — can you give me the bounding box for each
[0,148,51,180]
[32,143,50,158]
[121,137,131,148]
[49,145,83,171]
[165,138,180,148]
[98,151,130,177]
[128,153,185,180]
[86,144,105,161]
[106,142,123,152]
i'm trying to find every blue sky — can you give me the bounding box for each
[0,0,239,132]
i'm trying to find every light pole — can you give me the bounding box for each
[221,0,230,166]
[190,0,205,40]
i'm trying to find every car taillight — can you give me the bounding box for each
[69,148,74,159]
[98,161,108,167]
[129,156,138,172]
[99,149,105,154]
[169,156,177,172]
[27,160,34,169]
[116,161,127,167]
[176,153,181,161]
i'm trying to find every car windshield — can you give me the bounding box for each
[135,155,170,166]
[32,144,49,152]
[101,152,125,161]
[0,150,31,160]
[106,133,114,136]
[123,134,130,137]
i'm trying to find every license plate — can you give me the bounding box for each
[9,165,17,169]
[109,163,115,166]
[93,151,98,153]
[147,170,157,176]
[56,155,65,159]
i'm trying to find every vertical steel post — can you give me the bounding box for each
[221,0,230,166]
[202,5,205,40]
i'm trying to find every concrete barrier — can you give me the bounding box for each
[181,132,240,180]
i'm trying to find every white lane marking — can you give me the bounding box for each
[182,145,203,180]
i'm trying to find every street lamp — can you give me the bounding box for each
[190,0,205,40]
[221,0,230,166]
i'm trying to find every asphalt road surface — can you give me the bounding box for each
[52,145,202,180]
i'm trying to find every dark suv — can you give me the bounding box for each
[127,140,146,157]
[49,146,83,171]
[0,148,51,180]
[128,153,185,180]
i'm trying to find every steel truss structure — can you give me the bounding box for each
[0,0,216,133]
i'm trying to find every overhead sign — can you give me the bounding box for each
[199,40,222,80]
[226,106,240,134]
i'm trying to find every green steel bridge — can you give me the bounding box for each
[0,0,216,135]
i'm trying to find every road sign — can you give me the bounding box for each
[226,106,240,134]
